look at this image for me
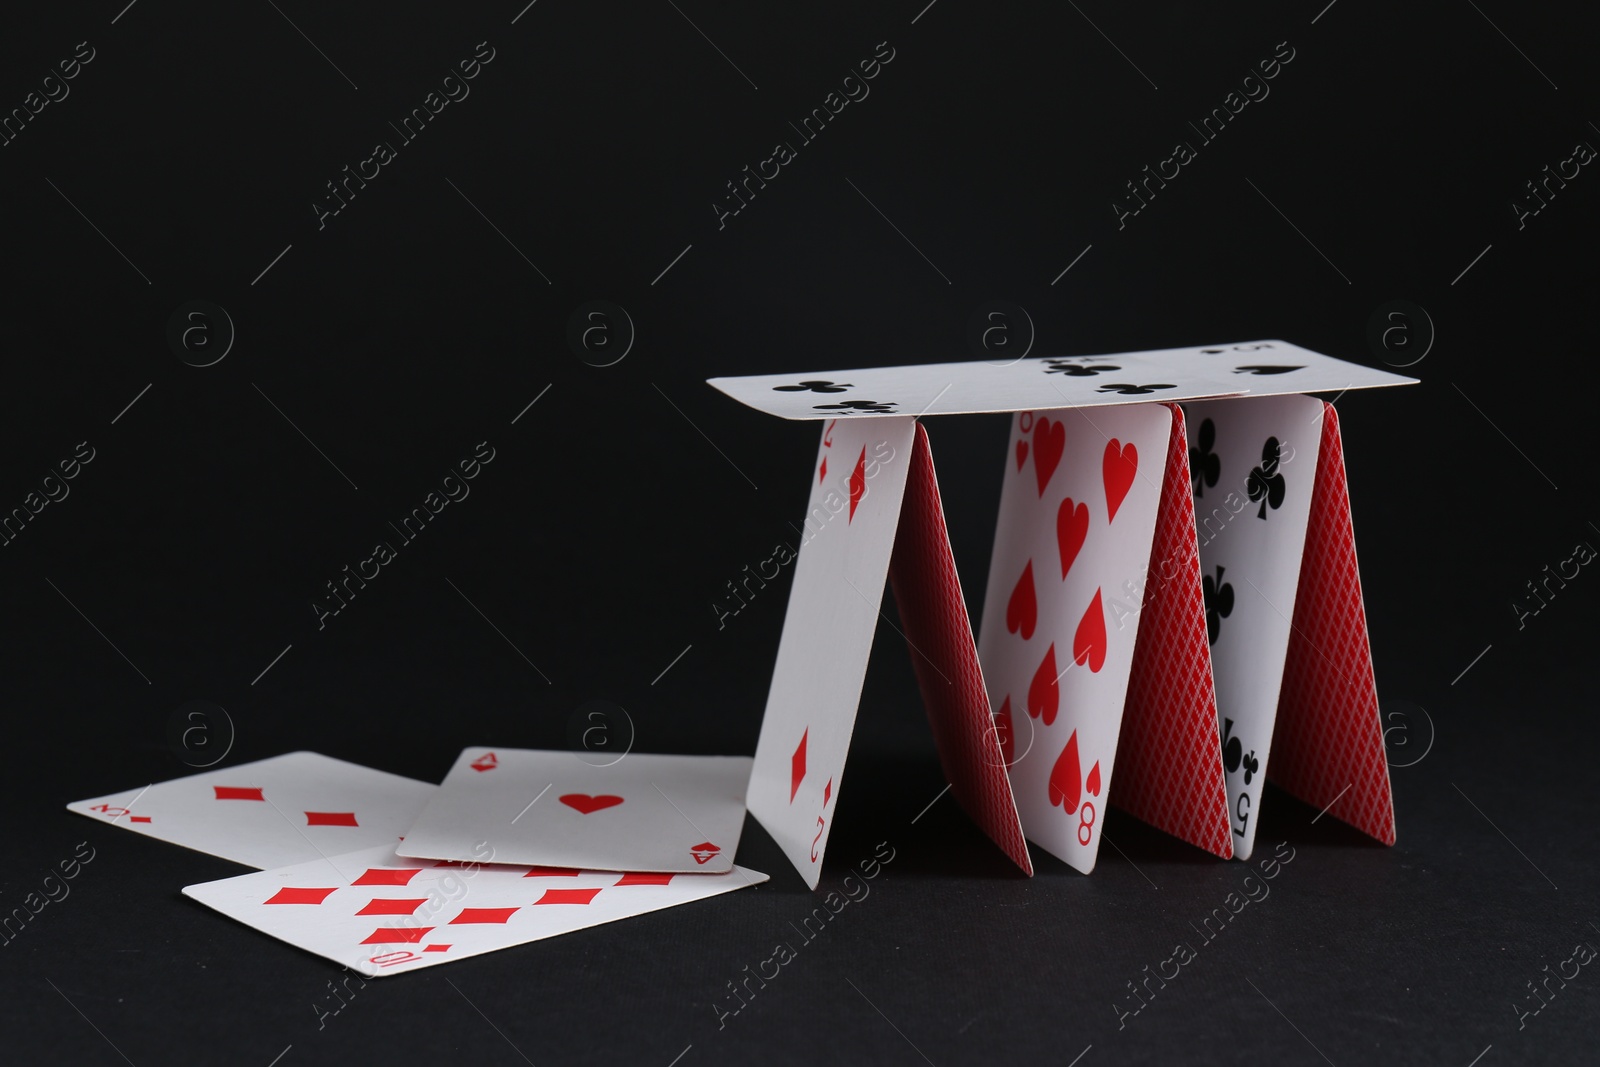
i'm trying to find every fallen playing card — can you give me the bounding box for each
[66,752,436,870]
[182,842,767,976]
[395,748,754,873]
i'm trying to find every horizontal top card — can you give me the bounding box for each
[707,340,1416,420]
[395,749,753,874]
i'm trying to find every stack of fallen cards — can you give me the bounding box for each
[709,340,1414,883]
[69,749,766,976]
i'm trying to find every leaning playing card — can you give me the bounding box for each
[182,842,767,977]
[66,752,436,870]
[395,748,753,873]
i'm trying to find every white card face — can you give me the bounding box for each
[1184,394,1324,861]
[182,842,767,977]
[66,752,436,870]
[706,341,1412,420]
[395,749,753,874]
[747,416,918,888]
[976,405,1172,872]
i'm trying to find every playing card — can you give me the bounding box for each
[977,403,1173,872]
[747,416,918,889]
[395,749,753,874]
[67,752,436,870]
[182,842,767,977]
[1266,403,1396,844]
[1184,394,1324,861]
[887,423,1030,874]
[1111,404,1233,859]
[706,340,1411,421]
[1170,340,1417,401]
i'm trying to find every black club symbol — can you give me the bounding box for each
[814,399,897,414]
[1202,565,1233,645]
[1043,361,1122,377]
[1220,718,1257,782]
[774,380,852,393]
[1096,382,1175,395]
[1233,365,1305,376]
[1246,437,1286,519]
[1190,417,1220,498]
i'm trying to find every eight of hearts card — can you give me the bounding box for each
[183,843,767,977]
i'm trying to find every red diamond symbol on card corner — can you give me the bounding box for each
[470,752,498,773]
[790,729,808,803]
[824,777,833,806]
[129,815,151,823]
[423,944,451,953]
[689,843,721,865]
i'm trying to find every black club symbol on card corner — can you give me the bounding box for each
[1096,382,1174,395]
[814,399,897,414]
[1190,418,1220,497]
[775,380,852,393]
[1044,361,1122,377]
[1221,718,1256,782]
[1246,438,1286,519]
[1202,565,1233,645]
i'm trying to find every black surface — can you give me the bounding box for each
[2,1,1597,1064]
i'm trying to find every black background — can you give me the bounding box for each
[2,1,1597,1064]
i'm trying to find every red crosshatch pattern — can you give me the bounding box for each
[351,868,424,886]
[1267,404,1397,845]
[263,886,338,905]
[888,423,1032,875]
[1111,405,1233,859]
[534,888,602,906]
[521,866,580,878]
